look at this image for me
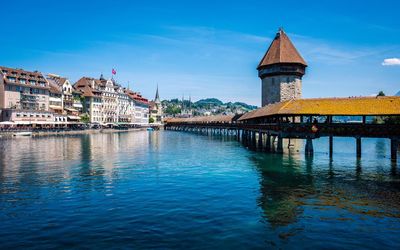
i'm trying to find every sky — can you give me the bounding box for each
[2,0,400,106]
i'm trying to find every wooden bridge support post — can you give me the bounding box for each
[258,131,263,151]
[247,130,252,148]
[244,130,249,147]
[237,129,240,141]
[329,136,333,159]
[252,131,257,150]
[356,137,362,159]
[305,137,314,156]
[265,134,271,152]
[391,138,398,162]
[276,136,283,154]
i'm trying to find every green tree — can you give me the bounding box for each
[80,113,90,124]
[377,91,385,96]
[149,117,155,123]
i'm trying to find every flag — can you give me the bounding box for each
[112,68,117,75]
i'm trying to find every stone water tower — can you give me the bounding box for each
[258,28,307,106]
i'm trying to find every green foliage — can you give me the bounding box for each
[377,91,385,96]
[80,113,90,124]
[149,117,155,123]
[165,106,181,115]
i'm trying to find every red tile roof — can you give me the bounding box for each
[124,89,149,105]
[73,77,102,97]
[257,29,307,69]
[0,66,49,89]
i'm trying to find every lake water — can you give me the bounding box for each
[0,131,399,249]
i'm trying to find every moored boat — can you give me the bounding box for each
[13,132,33,137]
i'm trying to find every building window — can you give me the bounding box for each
[7,85,12,91]
[7,77,16,82]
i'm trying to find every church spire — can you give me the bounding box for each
[155,84,160,102]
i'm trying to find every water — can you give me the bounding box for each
[0,131,399,249]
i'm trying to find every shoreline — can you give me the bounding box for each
[0,127,156,138]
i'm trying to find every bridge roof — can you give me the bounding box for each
[239,96,400,121]
[165,114,234,124]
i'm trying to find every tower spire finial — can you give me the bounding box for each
[155,84,160,102]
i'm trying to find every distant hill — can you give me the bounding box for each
[396,90,400,96]
[162,98,258,116]
[195,98,224,107]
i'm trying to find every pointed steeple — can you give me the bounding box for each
[257,28,307,69]
[99,73,105,80]
[155,84,160,102]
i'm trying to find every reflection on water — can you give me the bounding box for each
[0,132,399,249]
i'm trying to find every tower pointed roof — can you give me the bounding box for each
[155,84,160,102]
[257,28,307,69]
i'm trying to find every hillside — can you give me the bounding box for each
[162,98,258,116]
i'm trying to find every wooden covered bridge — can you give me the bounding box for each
[165,96,400,162]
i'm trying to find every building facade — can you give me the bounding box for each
[257,29,307,107]
[0,66,50,111]
[75,76,150,125]
[125,89,149,125]
[0,66,51,123]
[116,86,131,123]
[74,77,103,124]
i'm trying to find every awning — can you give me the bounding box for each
[66,108,78,112]
[0,121,14,125]
[32,121,56,125]
[15,121,32,125]
[67,115,81,120]
[49,105,63,110]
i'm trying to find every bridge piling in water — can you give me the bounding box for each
[265,134,271,152]
[391,138,398,162]
[329,136,333,158]
[305,137,314,156]
[356,137,362,158]
[258,131,263,151]
[276,136,283,154]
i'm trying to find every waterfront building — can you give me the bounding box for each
[46,74,81,122]
[0,66,51,123]
[149,85,163,123]
[258,28,307,107]
[116,85,131,123]
[46,74,74,109]
[72,89,84,115]
[125,89,149,125]
[0,66,50,111]
[48,80,63,114]
[74,77,103,123]
[98,76,118,123]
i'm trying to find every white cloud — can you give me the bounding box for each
[382,58,400,66]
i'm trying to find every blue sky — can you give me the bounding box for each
[2,0,400,105]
